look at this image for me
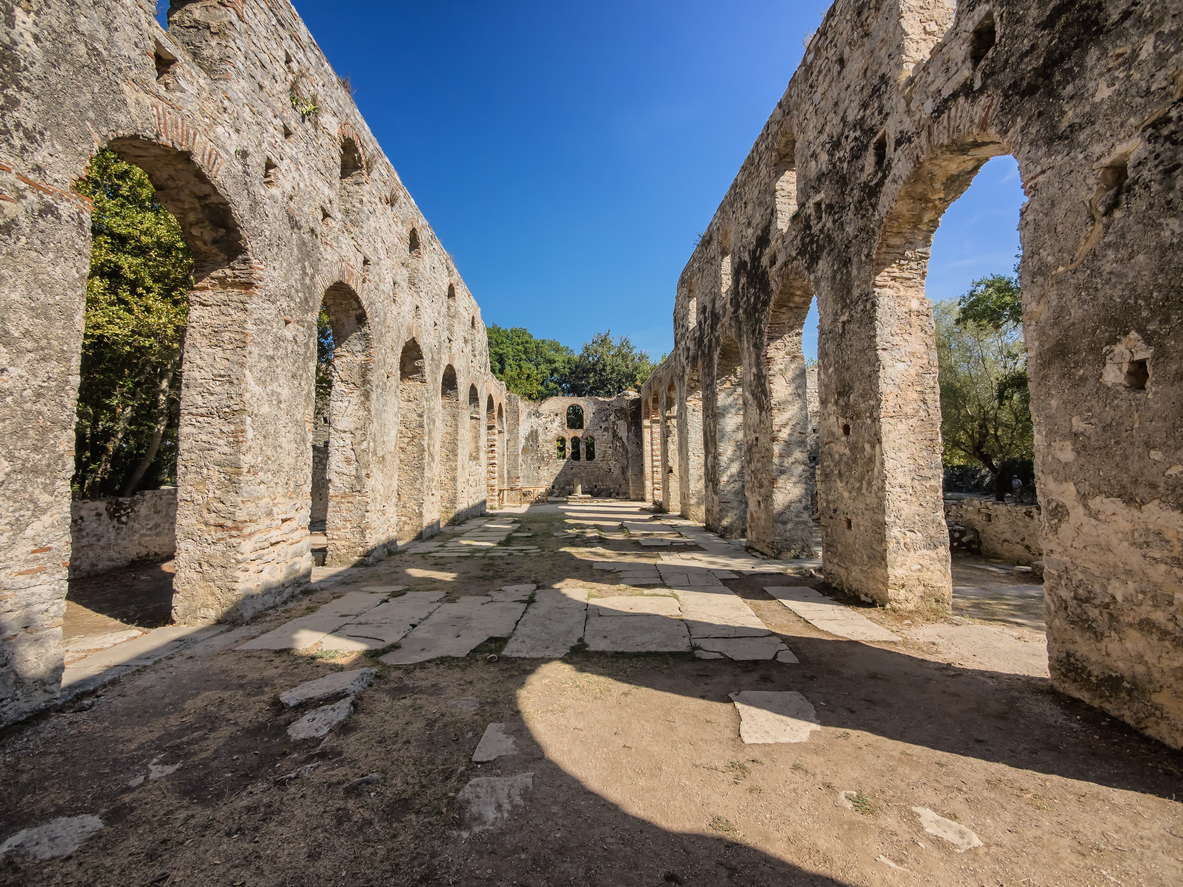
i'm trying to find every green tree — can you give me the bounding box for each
[561,331,655,397]
[936,273,1033,501]
[487,325,574,399]
[72,149,192,498]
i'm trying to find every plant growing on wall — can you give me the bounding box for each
[72,150,193,499]
[936,272,1034,501]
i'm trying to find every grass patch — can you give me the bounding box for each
[709,816,739,837]
[851,791,879,815]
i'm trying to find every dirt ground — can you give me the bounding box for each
[4,503,1182,887]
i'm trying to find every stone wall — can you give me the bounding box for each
[516,396,640,498]
[69,490,178,578]
[944,497,1042,565]
[0,0,511,727]
[642,1,1183,748]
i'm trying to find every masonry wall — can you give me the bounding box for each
[516,396,640,498]
[0,0,510,727]
[69,490,178,578]
[944,497,1042,565]
[642,0,1183,748]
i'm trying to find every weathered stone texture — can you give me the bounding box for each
[642,1,1183,747]
[943,497,1041,565]
[0,0,513,726]
[515,396,640,498]
[69,490,178,578]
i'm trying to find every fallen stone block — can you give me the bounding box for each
[0,815,104,861]
[455,774,534,838]
[288,697,354,740]
[912,807,984,852]
[730,691,820,743]
[472,723,517,762]
[279,668,375,708]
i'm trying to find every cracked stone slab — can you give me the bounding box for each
[912,807,984,852]
[730,691,820,743]
[696,636,795,661]
[673,587,769,638]
[765,586,900,642]
[0,815,104,861]
[279,668,376,708]
[585,613,691,653]
[503,589,588,659]
[455,774,534,838]
[621,521,680,536]
[380,599,527,665]
[489,584,536,602]
[288,697,354,740]
[589,595,681,617]
[63,630,143,655]
[320,593,444,652]
[472,723,517,762]
[237,613,354,651]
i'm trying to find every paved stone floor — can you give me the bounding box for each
[3,501,1180,887]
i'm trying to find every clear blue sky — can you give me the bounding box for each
[160,2,1023,361]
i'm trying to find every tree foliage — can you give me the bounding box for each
[487,325,574,400]
[936,272,1033,500]
[562,331,655,397]
[72,149,192,498]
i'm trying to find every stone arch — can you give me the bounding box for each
[317,282,374,566]
[849,130,1015,610]
[99,137,263,622]
[566,404,584,430]
[485,395,498,505]
[396,339,427,543]
[647,390,662,503]
[746,268,816,558]
[661,381,680,515]
[439,366,461,525]
[709,335,745,538]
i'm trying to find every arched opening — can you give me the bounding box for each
[447,283,456,300]
[468,385,481,511]
[497,404,507,494]
[661,382,680,514]
[316,283,373,566]
[340,137,363,180]
[711,336,745,538]
[747,272,815,558]
[854,133,1017,611]
[683,363,706,523]
[64,136,256,646]
[566,404,585,430]
[648,391,662,504]
[773,130,798,232]
[584,435,596,462]
[439,366,461,525]
[396,339,427,543]
[486,396,497,506]
[556,437,567,460]
[571,436,581,462]
[67,148,193,633]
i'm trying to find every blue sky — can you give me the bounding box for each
[160,2,1023,361]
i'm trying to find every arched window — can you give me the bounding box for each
[571,436,581,461]
[340,138,363,180]
[556,437,566,459]
[447,283,456,300]
[566,404,584,429]
[408,227,421,256]
[585,435,595,461]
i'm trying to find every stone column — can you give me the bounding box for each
[715,371,746,538]
[661,390,680,514]
[681,385,706,523]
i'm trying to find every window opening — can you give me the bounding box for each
[970,11,997,68]
[154,39,177,79]
[1124,359,1149,391]
[340,138,363,180]
[566,404,584,429]
[571,437,581,461]
[585,436,595,461]
[556,437,566,459]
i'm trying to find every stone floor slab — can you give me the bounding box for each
[730,691,820,743]
[913,807,984,852]
[288,697,354,740]
[765,586,901,642]
[279,668,375,708]
[455,773,534,838]
[695,636,793,661]
[380,599,527,665]
[503,589,588,659]
[584,613,691,653]
[589,595,681,617]
[472,723,517,762]
[320,593,444,652]
[237,614,353,652]
[0,815,104,862]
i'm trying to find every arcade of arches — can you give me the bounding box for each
[1,0,1180,776]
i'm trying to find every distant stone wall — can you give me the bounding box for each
[70,490,178,578]
[944,497,1042,565]
[517,396,641,498]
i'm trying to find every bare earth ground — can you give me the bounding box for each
[4,502,1182,887]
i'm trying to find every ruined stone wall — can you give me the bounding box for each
[69,490,178,578]
[643,0,1183,747]
[0,0,509,726]
[516,396,639,498]
[944,497,1042,565]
